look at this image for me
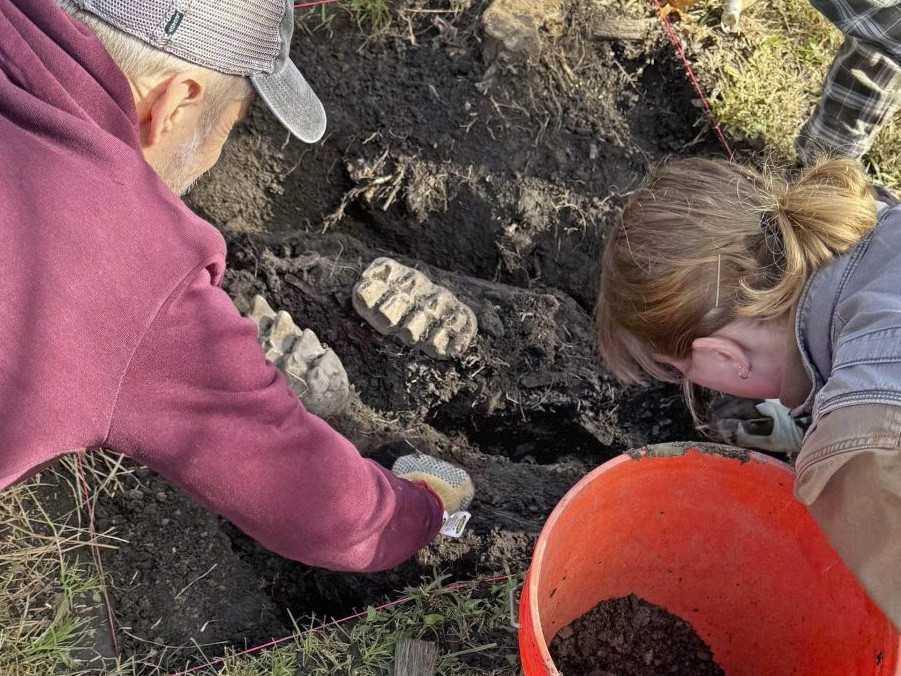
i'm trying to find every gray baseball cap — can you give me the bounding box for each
[69,0,326,143]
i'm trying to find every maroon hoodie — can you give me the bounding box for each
[0,0,442,571]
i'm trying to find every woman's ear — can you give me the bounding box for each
[692,336,751,380]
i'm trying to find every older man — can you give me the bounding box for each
[0,0,473,571]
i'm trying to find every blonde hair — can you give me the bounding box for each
[595,157,879,385]
[61,4,252,129]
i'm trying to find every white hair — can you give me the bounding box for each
[60,3,253,125]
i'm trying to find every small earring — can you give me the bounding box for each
[739,367,750,380]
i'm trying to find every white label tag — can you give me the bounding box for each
[440,511,471,538]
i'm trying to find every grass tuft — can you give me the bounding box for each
[0,476,102,675]
[2,455,521,675]
[347,0,393,32]
[194,576,521,676]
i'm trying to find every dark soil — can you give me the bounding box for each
[550,594,725,676]
[89,468,287,662]
[38,0,720,671]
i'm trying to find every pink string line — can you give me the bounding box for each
[650,0,735,159]
[170,573,514,675]
[293,0,732,155]
[73,456,512,673]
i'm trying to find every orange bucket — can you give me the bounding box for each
[519,444,900,675]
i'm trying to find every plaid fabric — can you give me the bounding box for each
[796,0,901,164]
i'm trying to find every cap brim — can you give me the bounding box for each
[251,60,326,144]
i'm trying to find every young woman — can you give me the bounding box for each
[596,157,901,627]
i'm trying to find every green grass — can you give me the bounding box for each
[689,0,839,154]
[294,0,393,36]
[347,0,393,32]
[0,468,105,675]
[867,116,901,186]
[189,576,521,676]
[685,0,901,186]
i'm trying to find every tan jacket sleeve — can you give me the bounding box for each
[795,404,901,628]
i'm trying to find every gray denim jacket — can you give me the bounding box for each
[792,202,901,628]
[795,202,901,421]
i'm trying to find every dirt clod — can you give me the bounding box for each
[550,594,725,676]
[482,0,563,60]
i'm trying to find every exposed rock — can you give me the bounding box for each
[481,0,563,61]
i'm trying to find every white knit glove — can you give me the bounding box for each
[711,398,805,455]
[392,454,474,513]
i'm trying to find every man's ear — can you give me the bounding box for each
[692,336,750,379]
[137,72,205,148]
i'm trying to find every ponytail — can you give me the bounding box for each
[740,159,879,318]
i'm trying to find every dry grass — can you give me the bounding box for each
[177,576,521,676]
[347,0,394,31]
[0,454,172,676]
[0,463,104,675]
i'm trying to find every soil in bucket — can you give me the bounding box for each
[549,594,725,675]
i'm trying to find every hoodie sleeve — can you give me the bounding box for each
[104,260,444,572]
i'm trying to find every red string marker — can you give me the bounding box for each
[650,0,735,159]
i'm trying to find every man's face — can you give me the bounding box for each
[154,96,252,196]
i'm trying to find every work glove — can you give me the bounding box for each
[710,397,807,455]
[392,454,474,514]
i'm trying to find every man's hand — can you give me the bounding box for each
[711,397,807,455]
[392,454,474,513]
